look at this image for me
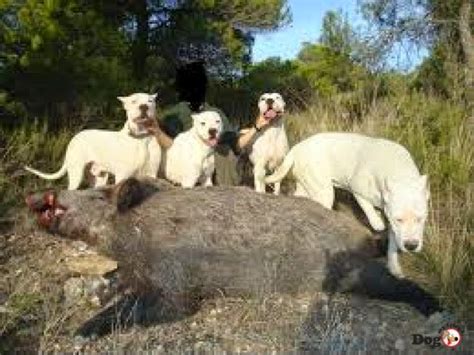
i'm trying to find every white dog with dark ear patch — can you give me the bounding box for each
[248,93,289,194]
[161,110,223,188]
[25,93,161,190]
[265,132,430,278]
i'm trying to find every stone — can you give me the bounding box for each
[65,254,117,276]
[63,275,111,306]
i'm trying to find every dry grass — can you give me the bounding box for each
[0,123,72,227]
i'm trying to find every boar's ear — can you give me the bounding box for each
[105,178,145,212]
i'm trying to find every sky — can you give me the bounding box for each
[252,0,360,62]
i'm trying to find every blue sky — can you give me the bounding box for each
[253,0,360,62]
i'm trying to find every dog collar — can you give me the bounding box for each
[128,131,152,139]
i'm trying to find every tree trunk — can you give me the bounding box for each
[132,0,149,80]
[459,0,474,126]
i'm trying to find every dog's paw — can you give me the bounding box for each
[388,263,405,279]
[369,217,386,232]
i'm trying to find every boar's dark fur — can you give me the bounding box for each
[27,178,440,334]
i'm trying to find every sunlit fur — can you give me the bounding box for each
[24,93,161,189]
[161,111,223,188]
[265,132,430,278]
[249,93,289,194]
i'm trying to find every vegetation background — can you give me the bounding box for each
[0,0,473,350]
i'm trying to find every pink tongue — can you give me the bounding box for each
[264,109,277,120]
[208,137,218,147]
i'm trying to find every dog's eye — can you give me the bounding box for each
[216,120,221,124]
[396,218,404,223]
[200,122,205,126]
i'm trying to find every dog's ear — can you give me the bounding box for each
[151,93,158,100]
[117,96,128,104]
[191,113,200,122]
[278,94,286,108]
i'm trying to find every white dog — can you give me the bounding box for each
[25,93,161,190]
[248,93,289,194]
[161,110,223,188]
[265,132,430,278]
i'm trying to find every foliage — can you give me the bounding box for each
[241,57,311,108]
[359,0,474,101]
[0,0,290,125]
[0,0,133,125]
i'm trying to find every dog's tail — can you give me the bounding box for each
[24,161,67,181]
[265,151,294,184]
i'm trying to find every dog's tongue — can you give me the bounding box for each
[264,109,277,120]
[208,137,218,147]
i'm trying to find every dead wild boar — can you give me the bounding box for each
[25,178,439,317]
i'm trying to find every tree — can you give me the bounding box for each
[295,11,368,97]
[0,0,132,124]
[146,0,290,78]
[241,57,311,108]
[360,0,474,109]
[0,0,290,125]
[320,10,353,56]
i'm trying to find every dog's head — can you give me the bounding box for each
[382,175,430,253]
[191,111,223,147]
[118,93,158,135]
[258,93,285,121]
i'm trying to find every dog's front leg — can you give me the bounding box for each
[197,171,213,187]
[203,175,213,187]
[181,168,201,189]
[387,230,404,278]
[253,163,266,193]
[354,195,386,231]
[201,156,214,187]
[94,173,109,188]
[273,182,281,195]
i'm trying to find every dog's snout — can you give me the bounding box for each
[404,240,419,252]
[266,98,274,106]
[139,104,148,112]
[208,128,217,136]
